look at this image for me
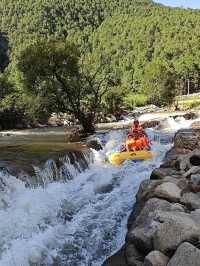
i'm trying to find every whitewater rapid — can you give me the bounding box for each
[0,128,171,266]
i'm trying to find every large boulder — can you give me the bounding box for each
[167,242,200,266]
[181,192,200,210]
[144,251,169,266]
[153,211,199,254]
[133,198,180,228]
[136,180,163,202]
[174,129,200,151]
[154,182,181,203]
[128,218,160,254]
[150,168,180,180]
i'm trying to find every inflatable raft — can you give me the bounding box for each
[108,150,152,166]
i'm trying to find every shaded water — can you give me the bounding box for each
[0,127,171,266]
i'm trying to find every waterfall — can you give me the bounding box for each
[0,128,172,266]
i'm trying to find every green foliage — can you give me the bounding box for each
[16,39,114,132]
[123,93,148,109]
[142,60,176,106]
[1,0,200,128]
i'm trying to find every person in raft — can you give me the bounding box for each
[121,119,150,152]
[125,133,150,151]
[129,119,147,137]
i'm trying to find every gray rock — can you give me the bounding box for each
[153,211,199,253]
[126,244,144,266]
[167,242,200,266]
[162,176,179,184]
[181,192,200,210]
[136,180,162,202]
[183,166,200,178]
[150,168,180,180]
[144,251,169,266]
[183,111,198,120]
[174,129,200,151]
[134,198,181,228]
[128,219,160,254]
[191,174,200,185]
[154,182,181,202]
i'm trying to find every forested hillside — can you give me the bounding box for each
[0,0,200,131]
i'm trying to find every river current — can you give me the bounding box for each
[0,124,177,266]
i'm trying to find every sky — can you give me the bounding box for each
[154,0,200,9]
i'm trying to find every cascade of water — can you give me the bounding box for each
[0,129,172,266]
[30,150,93,187]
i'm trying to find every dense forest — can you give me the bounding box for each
[0,0,200,131]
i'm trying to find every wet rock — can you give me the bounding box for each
[181,192,200,210]
[95,184,114,194]
[86,138,103,150]
[141,120,160,129]
[153,211,199,254]
[167,242,200,266]
[102,245,128,266]
[126,244,144,266]
[144,251,169,266]
[183,112,198,120]
[154,182,181,203]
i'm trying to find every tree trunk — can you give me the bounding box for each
[77,112,95,134]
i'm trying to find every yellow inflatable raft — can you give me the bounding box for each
[108,150,152,166]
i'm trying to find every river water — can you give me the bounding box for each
[0,120,184,266]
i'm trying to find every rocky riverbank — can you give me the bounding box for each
[103,128,200,266]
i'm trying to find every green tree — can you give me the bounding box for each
[143,60,176,106]
[16,39,112,133]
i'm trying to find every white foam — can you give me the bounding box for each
[0,129,172,266]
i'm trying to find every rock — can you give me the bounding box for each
[144,251,169,266]
[183,166,200,178]
[167,242,200,266]
[153,211,199,254]
[126,244,144,266]
[141,120,160,129]
[154,182,181,202]
[191,121,200,129]
[174,129,200,151]
[136,180,162,202]
[106,115,117,123]
[190,154,200,166]
[86,138,103,150]
[128,218,160,254]
[191,174,200,185]
[183,111,198,120]
[181,192,200,210]
[102,245,128,266]
[162,176,179,184]
[133,198,182,228]
[150,168,180,180]
[177,178,189,190]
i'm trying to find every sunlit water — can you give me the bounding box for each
[0,119,186,266]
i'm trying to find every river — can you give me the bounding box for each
[0,118,189,266]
